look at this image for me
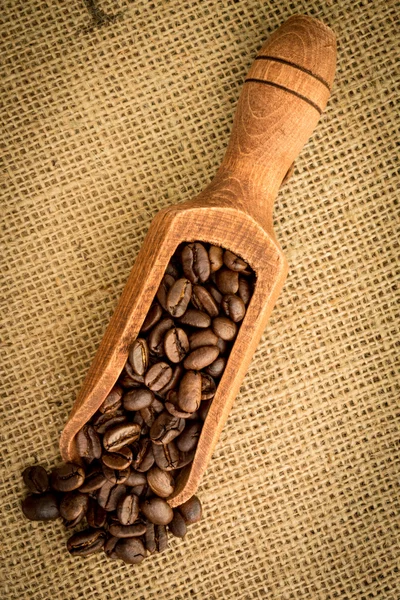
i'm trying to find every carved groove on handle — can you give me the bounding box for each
[254,55,331,90]
[244,78,323,114]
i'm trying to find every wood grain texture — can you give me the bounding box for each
[59,15,336,506]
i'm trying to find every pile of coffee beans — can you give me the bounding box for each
[21,242,255,564]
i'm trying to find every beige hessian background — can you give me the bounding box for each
[1,0,399,598]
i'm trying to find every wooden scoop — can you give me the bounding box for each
[60,15,336,507]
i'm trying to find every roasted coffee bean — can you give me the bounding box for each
[140,302,163,333]
[67,528,106,557]
[86,498,107,528]
[140,497,173,525]
[109,521,147,538]
[150,412,185,445]
[128,338,149,376]
[116,493,139,525]
[216,337,228,354]
[164,327,189,363]
[198,399,212,421]
[119,362,145,388]
[147,466,175,498]
[157,363,184,397]
[176,449,196,469]
[124,470,147,488]
[191,285,219,317]
[140,403,163,428]
[156,273,175,310]
[168,510,187,538]
[60,491,89,528]
[176,421,202,453]
[79,462,106,493]
[223,250,248,272]
[132,439,155,473]
[145,362,173,391]
[205,357,226,378]
[104,535,119,559]
[123,387,154,411]
[99,385,123,414]
[114,537,146,564]
[206,283,223,305]
[183,346,220,371]
[148,317,174,356]
[177,370,202,413]
[144,522,168,553]
[165,259,180,279]
[178,495,202,524]
[97,481,127,511]
[181,242,210,283]
[75,424,102,462]
[209,245,224,273]
[221,293,246,322]
[22,466,49,494]
[189,328,219,351]
[102,464,130,485]
[92,410,127,435]
[212,316,237,341]
[152,441,180,471]
[165,391,196,419]
[177,309,211,329]
[215,267,239,294]
[238,275,252,305]
[50,463,85,492]
[200,373,216,400]
[21,492,59,521]
[166,278,192,317]
[102,446,133,470]
[103,423,141,452]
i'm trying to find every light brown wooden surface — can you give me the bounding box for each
[60,15,336,506]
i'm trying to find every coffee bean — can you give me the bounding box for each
[123,387,154,411]
[183,346,219,371]
[156,525,168,553]
[50,463,85,492]
[115,537,146,564]
[22,466,49,494]
[67,529,106,557]
[147,466,175,498]
[198,399,212,421]
[178,495,202,524]
[165,391,196,419]
[177,309,211,328]
[215,267,239,294]
[144,362,173,391]
[97,481,127,511]
[103,423,141,452]
[101,446,133,470]
[209,245,224,273]
[200,373,216,400]
[152,441,180,471]
[21,492,59,521]
[157,363,184,397]
[212,317,237,341]
[177,370,202,413]
[148,317,174,356]
[128,338,149,376]
[216,337,228,354]
[86,498,107,528]
[104,535,119,559]
[140,302,163,333]
[102,464,130,485]
[119,361,145,388]
[165,259,180,279]
[109,521,147,538]
[98,385,123,414]
[79,462,106,493]
[132,439,155,473]
[150,412,185,445]
[140,403,162,428]
[223,250,248,272]
[75,424,102,462]
[176,421,202,453]
[156,273,175,310]
[60,491,89,528]
[124,470,147,488]
[168,510,187,538]
[206,283,223,305]
[116,493,139,526]
[189,328,219,351]
[140,497,173,525]
[176,449,196,469]
[205,357,226,378]
[221,293,246,322]
[164,327,189,363]
[191,285,219,317]
[238,276,252,305]
[181,242,210,283]
[166,278,192,317]
[92,410,127,435]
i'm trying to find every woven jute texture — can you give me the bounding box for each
[1,0,399,598]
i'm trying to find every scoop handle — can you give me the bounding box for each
[215,15,336,232]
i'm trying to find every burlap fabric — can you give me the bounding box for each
[1,0,398,598]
